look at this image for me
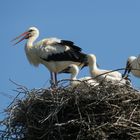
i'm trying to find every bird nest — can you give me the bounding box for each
[0,81,140,140]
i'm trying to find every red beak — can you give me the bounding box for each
[12,31,30,45]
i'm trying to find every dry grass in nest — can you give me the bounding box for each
[0,80,140,140]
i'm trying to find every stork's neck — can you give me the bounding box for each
[89,59,98,71]
[89,59,98,77]
[71,69,79,80]
[26,36,38,49]
[71,72,77,80]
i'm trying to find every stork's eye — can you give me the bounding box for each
[28,29,34,32]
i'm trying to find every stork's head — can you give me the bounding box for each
[127,56,136,64]
[12,27,39,45]
[126,56,136,70]
[122,56,136,78]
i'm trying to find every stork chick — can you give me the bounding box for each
[87,54,131,85]
[61,64,99,87]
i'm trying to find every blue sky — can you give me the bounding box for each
[0,0,140,114]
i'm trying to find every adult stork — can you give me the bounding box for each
[123,55,140,78]
[12,27,88,87]
[87,54,131,85]
[61,64,99,87]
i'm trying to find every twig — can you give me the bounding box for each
[129,105,138,120]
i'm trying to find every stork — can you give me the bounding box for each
[123,55,140,78]
[61,64,99,87]
[12,27,88,87]
[87,54,131,85]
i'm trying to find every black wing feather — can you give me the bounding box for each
[59,40,82,52]
[40,40,88,66]
[40,50,87,64]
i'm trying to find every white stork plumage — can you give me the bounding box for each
[12,27,87,87]
[123,55,140,78]
[87,54,131,85]
[61,64,99,87]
